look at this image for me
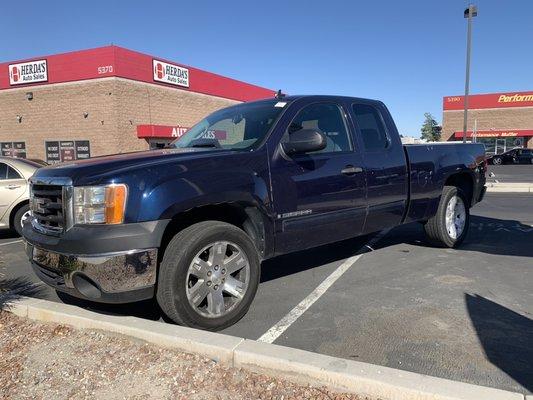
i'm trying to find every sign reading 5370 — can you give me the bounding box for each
[9,59,48,85]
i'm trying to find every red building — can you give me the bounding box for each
[442,90,533,155]
[0,46,273,162]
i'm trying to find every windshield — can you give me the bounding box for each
[171,100,288,150]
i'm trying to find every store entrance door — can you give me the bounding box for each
[148,138,173,150]
[495,139,506,154]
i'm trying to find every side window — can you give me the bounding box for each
[352,104,389,151]
[282,103,352,154]
[7,166,21,179]
[0,163,7,180]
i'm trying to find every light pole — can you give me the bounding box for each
[462,4,478,143]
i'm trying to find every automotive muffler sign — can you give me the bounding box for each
[9,59,48,85]
[153,59,189,87]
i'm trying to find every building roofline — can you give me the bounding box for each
[443,89,533,99]
[0,45,274,102]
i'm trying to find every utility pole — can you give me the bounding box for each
[463,4,478,143]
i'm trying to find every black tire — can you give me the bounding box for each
[156,221,260,331]
[423,186,470,248]
[13,204,30,237]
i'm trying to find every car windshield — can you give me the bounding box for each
[171,100,288,151]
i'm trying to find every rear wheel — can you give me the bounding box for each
[156,221,260,330]
[424,186,469,248]
[13,204,31,237]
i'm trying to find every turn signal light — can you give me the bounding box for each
[105,185,127,224]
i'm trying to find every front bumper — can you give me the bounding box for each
[23,218,170,303]
[26,242,157,303]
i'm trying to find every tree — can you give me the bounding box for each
[420,113,442,142]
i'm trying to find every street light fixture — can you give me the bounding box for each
[462,4,478,143]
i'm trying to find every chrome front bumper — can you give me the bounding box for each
[26,242,157,303]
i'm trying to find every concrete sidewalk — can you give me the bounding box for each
[5,297,526,400]
[486,182,533,193]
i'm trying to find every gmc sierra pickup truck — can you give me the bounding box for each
[23,95,486,330]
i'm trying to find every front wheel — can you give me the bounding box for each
[13,204,31,237]
[423,186,470,248]
[156,221,260,331]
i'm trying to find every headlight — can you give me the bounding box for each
[73,184,127,225]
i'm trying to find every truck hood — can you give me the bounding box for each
[32,148,235,184]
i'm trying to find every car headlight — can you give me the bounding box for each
[73,184,127,225]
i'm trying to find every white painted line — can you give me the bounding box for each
[258,228,392,344]
[0,239,23,247]
[258,254,362,344]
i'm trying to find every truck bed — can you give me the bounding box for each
[403,142,486,223]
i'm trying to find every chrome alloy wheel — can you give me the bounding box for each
[186,241,250,318]
[21,210,31,226]
[445,195,466,240]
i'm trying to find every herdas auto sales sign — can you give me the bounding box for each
[153,59,189,88]
[9,59,48,85]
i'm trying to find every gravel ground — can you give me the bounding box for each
[0,312,372,400]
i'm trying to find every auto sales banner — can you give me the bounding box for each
[153,59,189,87]
[9,59,48,85]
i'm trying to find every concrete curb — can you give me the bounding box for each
[486,182,533,193]
[5,297,526,400]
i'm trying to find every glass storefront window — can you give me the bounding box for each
[476,137,524,156]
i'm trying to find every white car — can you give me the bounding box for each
[0,157,43,236]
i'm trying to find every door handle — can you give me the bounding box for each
[341,165,363,176]
[6,184,21,190]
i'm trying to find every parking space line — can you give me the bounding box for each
[258,254,363,344]
[0,240,23,247]
[257,228,391,344]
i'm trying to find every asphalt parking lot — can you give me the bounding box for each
[1,192,532,394]
[488,164,533,183]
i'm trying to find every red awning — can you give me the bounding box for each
[137,125,189,139]
[454,129,533,138]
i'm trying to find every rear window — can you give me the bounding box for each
[352,104,389,151]
[7,166,21,179]
[0,163,6,180]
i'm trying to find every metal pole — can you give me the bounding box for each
[462,5,474,143]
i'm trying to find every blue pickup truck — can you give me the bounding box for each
[24,95,486,330]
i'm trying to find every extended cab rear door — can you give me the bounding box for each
[348,101,408,234]
[269,99,367,254]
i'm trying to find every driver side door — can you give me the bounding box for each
[269,101,367,254]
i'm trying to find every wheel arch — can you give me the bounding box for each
[159,202,272,261]
[9,199,29,229]
[444,172,474,207]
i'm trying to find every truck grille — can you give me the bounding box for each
[31,184,65,233]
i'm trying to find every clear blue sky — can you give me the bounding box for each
[2,0,532,137]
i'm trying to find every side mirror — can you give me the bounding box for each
[281,129,327,155]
